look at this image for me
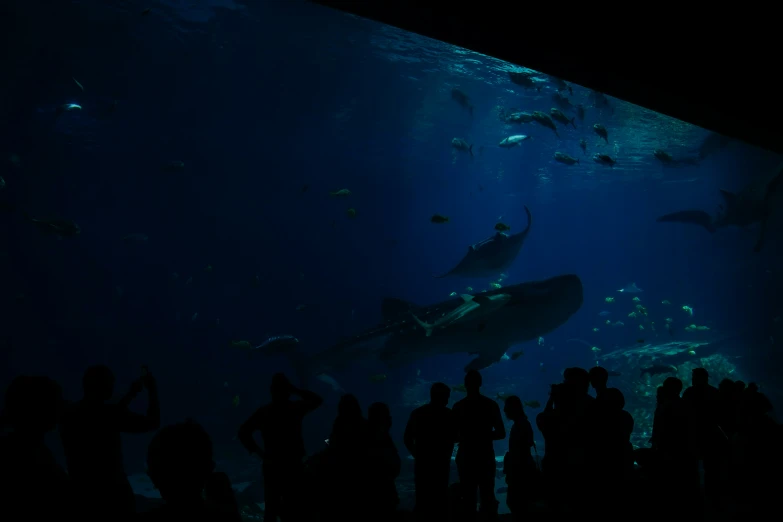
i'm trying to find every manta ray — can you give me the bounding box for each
[435,206,532,278]
[291,274,583,385]
[656,164,783,252]
[617,283,643,293]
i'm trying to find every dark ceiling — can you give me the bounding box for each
[310,0,782,157]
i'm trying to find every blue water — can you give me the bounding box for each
[1,0,781,497]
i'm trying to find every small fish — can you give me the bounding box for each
[598,311,611,317]
[579,139,587,155]
[452,384,467,393]
[330,189,351,196]
[523,400,540,408]
[254,335,299,354]
[593,153,616,167]
[554,152,579,165]
[538,336,544,346]
[498,135,530,148]
[346,208,357,218]
[449,291,458,297]
[593,124,609,144]
[451,138,473,156]
[163,160,185,171]
[431,214,449,224]
[494,222,511,232]
[205,264,213,273]
[0,177,5,190]
[451,88,474,116]
[191,312,198,321]
[637,339,645,344]
[73,77,84,92]
[232,395,240,407]
[550,108,575,128]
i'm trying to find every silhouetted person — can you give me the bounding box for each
[237,373,322,522]
[139,420,240,521]
[590,388,633,481]
[452,370,505,521]
[404,382,456,522]
[682,367,723,508]
[366,402,401,521]
[588,366,609,398]
[501,396,536,518]
[324,393,369,521]
[60,365,160,521]
[0,376,72,521]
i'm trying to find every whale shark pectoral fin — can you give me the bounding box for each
[464,345,508,372]
[411,314,433,336]
[656,210,716,233]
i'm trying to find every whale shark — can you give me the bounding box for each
[292,274,583,385]
[435,206,532,278]
[656,164,783,252]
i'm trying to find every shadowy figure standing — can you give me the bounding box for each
[238,373,322,522]
[0,375,72,521]
[404,382,456,522]
[588,366,608,398]
[501,395,537,518]
[452,370,505,522]
[139,420,240,521]
[60,365,160,521]
[322,393,369,521]
[366,402,401,521]
[681,367,723,509]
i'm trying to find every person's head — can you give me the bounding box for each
[430,382,451,407]
[734,380,746,393]
[2,375,62,436]
[663,377,683,397]
[564,367,590,394]
[368,402,392,433]
[692,367,709,387]
[147,420,215,504]
[270,373,292,403]
[599,387,625,410]
[83,365,114,402]
[747,382,759,393]
[337,393,362,418]
[503,395,524,422]
[589,366,609,391]
[718,378,734,394]
[464,370,482,393]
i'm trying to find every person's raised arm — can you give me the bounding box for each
[119,369,160,433]
[292,386,322,413]
[237,409,265,459]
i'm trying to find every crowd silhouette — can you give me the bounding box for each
[0,363,780,521]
